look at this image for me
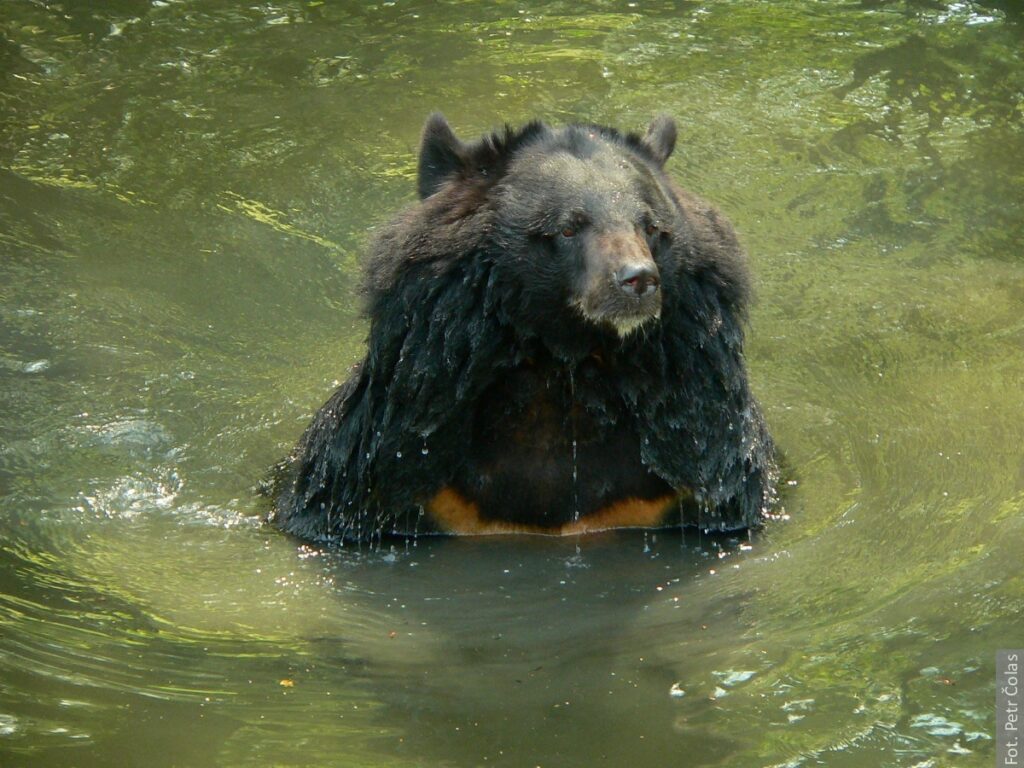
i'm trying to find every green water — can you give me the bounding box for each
[2,1,1022,765]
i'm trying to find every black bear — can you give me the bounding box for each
[271,114,778,543]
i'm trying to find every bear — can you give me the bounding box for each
[270,113,778,543]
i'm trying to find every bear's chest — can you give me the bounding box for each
[427,360,678,534]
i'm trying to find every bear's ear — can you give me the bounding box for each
[418,113,466,199]
[641,115,677,167]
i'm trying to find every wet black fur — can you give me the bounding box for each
[270,116,778,543]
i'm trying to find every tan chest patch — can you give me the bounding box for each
[427,487,678,536]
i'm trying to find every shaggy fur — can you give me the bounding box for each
[271,114,778,543]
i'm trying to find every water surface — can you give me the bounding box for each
[2,1,1023,766]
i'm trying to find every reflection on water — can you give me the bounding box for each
[1,1,1022,766]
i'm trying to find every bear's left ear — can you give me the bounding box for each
[641,115,677,167]
[418,113,467,199]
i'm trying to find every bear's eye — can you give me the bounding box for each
[561,226,577,238]
[645,222,658,236]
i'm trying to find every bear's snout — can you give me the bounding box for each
[571,229,664,336]
[615,264,660,298]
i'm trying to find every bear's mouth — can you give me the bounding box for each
[606,309,660,337]
[574,293,662,338]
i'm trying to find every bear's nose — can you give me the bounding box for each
[616,264,660,298]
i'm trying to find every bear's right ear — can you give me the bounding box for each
[418,113,466,199]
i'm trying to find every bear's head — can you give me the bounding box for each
[417,114,684,348]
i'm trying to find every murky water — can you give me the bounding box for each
[2,1,1022,765]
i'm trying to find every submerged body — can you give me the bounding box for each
[271,114,777,543]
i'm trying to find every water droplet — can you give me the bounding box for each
[421,446,429,455]
[396,451,403,459]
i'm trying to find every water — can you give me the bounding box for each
[2,1,1022,765]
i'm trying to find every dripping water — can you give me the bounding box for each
[568,368,580,526]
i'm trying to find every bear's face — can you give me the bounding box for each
[494,135,677,337]
[416,115,681,343]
